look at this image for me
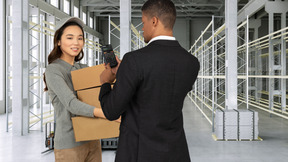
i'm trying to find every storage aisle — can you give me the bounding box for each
[1,97,288,162]
[184,97,288,162]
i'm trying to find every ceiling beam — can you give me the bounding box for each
[29,0,103,39]
[83,2,222,7]
[95,13,214,18]
[237,0,265,24]
[88,7,220,13]
[80,0,90,5]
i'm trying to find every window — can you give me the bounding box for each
[83,12,87,24]
[74,6,79,17]
[64,0,70,15]
[9,5,12,16]
[50,0,58,8]
[89,17,93,28]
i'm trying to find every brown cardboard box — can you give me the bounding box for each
[71,117,120,142]
[71,64,120,142]
[71,64,105,91]
[77,88,101,108]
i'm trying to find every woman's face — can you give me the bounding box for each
[58,25,84,59]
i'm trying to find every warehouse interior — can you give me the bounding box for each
[0,0,288,161]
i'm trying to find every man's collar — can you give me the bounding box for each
[147,35,176,45]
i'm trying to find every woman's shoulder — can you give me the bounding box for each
[45,60,66,74]
[46,62,61,71]
[78,63,89,69]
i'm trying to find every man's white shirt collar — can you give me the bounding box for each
[147,35,176,45]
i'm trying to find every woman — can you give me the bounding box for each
[44,17,107,162]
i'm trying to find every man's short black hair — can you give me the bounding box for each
[141,0,176,30]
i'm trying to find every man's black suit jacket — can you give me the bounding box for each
[99,40,200,162]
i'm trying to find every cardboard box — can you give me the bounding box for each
[72,117,120,142]
[77,88,101,108]
[71,64,120,142]
[71,64,105,91]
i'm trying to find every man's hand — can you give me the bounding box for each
[111,56,121,75]
[100,56,121,84]
[100,64,116,84]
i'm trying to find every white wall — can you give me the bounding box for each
[173,18,190,50]
[189,18,212,49]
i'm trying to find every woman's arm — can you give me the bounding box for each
[45,65,95,117]
[46,65,120,122]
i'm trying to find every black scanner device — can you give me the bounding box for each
[101,44,118,68]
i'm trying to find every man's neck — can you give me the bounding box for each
[147,35,176,45]
[152,30,173,38]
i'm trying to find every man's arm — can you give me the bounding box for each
[99,54,140,120]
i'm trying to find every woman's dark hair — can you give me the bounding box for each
[44,21,85,91]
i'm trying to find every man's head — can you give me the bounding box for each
[141,0,176,43]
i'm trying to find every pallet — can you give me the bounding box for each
[212,134,263,141]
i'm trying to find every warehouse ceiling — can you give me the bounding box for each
[80,0,249,18]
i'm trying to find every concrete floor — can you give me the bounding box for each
[1,97,288,162]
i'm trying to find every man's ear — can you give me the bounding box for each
[152,17,158,27]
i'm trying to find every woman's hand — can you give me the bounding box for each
[114,116,121,123]
[93,108,106,119]
[93,108,121,123]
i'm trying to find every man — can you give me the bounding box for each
[99,0,200,161]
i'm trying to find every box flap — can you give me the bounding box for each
[71,64,105,91]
